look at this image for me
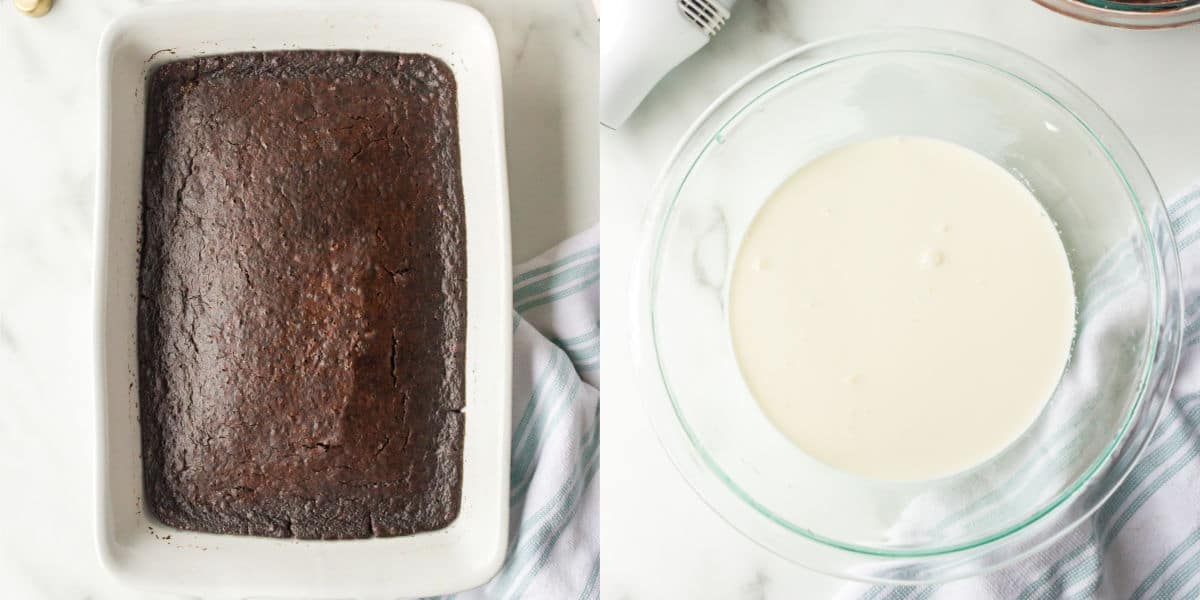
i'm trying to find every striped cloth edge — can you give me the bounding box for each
[429,227,600,600]
[842,185,1200,600]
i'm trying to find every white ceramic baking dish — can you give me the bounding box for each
[93,1,511,597]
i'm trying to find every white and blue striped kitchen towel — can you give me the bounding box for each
[841,185,1200,600]
[430,228,600,600]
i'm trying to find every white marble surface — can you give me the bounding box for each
[600,1,1200,598]
[0,0,595,597]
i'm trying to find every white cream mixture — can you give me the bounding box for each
[729,136,1076,481]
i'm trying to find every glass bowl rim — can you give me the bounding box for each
[632,27,1184,579]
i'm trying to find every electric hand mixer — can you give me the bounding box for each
[599,0,738,128]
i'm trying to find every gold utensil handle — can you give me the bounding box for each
[14,0,52,17]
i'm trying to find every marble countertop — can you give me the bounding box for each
[600,1,1200,598]
[0,0,595,597]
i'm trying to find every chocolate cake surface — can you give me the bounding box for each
[136,50,465,539]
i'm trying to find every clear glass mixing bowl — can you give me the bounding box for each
[632,29,1183,584]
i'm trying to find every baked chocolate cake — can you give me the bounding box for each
[137,51,466,539]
